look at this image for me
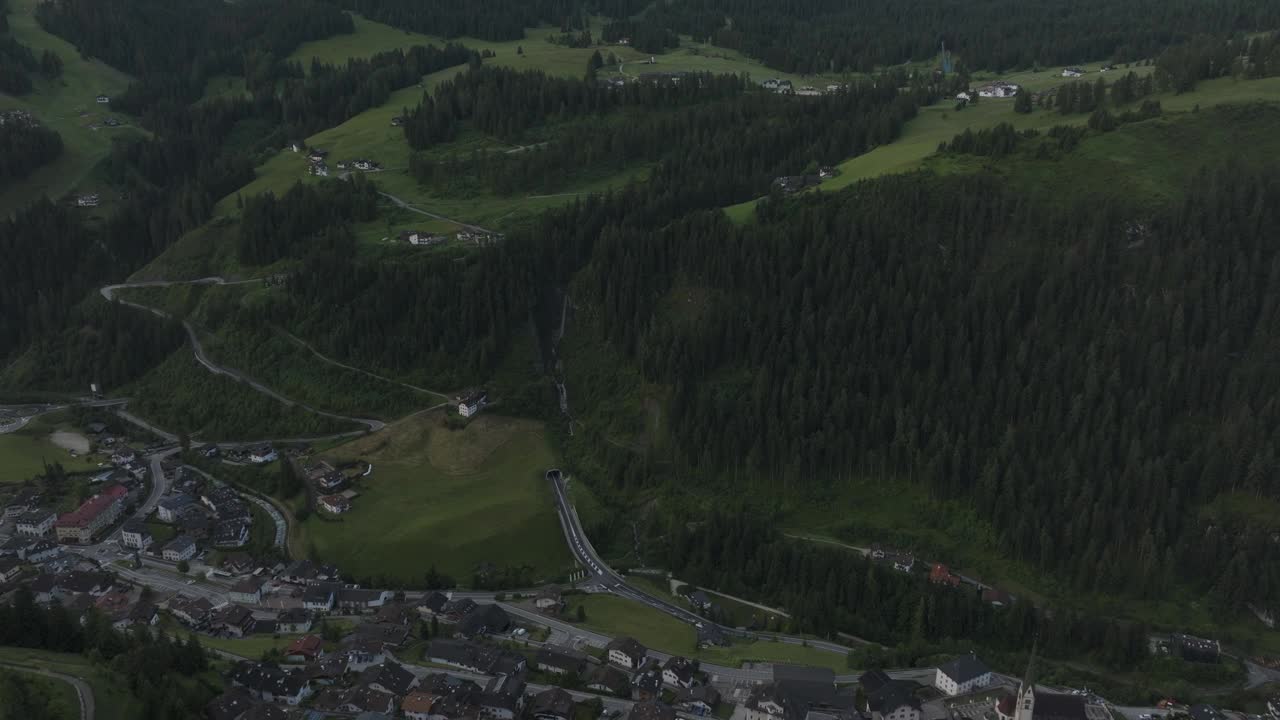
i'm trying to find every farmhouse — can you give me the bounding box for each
[870,545,915,572]
[457,390,489,418]
[248,446,278,464]
[161,535,197,562]
[978,81,1020,98]
[16,508,57,537]
[318,495,351,514]
[934,655,993,696]
[76,194,99,207]
[929,563,962,587]
[607,636,648,670]
[55,485,127,543]
[1061,67,1084,77]
[95,95,110,103]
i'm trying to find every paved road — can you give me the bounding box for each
[547,469,862,659]
[101,277,384,438]
[378,192,498,235]
[0,661,95,720]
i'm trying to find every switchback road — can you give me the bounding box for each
[0,661,95,720]
[100,277,384,438]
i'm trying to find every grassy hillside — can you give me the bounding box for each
[0,0,140,216]
[219,12,846,231]
[724,74,1280,223]
[299,413,572,585]
[0,412,102,483]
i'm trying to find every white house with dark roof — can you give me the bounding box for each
[935,655,993,696]
[16,508,57,537]
[161,535,197,562]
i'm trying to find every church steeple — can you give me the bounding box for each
[1013,641,1039,720]
[1022,639,1039,692]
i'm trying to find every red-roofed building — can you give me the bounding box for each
[286,635,324,662]
[929,563,961,587]
[56,485,128,543]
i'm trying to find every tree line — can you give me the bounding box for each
[401,65,749,150]
[635,0,1280,74]
[0,587,216,720]
[323,0,597,42]
[0,115,62,187]
[237,175,378,265]
[0,0,61,94]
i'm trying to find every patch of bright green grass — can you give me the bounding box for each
[300,413,572,584]
[197,632,303,659]
[564,593,847,670]
[0,429,100,483]
[0,0,140,215]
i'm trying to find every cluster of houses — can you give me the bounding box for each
[335,158,382,172]
[457,229,504,247]
[288,141,384,178]
[956,80,1023,103]
[303,460,361,516]
[771,166,839,195]
[145,474,258,563]
[760,79,847,96]
[399,229,449,247]
[0,109,36,127]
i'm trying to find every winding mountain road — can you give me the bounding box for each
[378,191,498,235]
[100,277,385,438]
[0,662,94,720]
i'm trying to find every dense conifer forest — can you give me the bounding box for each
[667,512,1149,667]
[567,150,1280,613]
[0,116,62,187]
[0,0,60,94]
[636,0,1280,73]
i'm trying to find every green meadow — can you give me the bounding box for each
[299,413,572,585]
[0,0,141,215]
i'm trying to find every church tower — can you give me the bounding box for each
[1013,642,1039,720]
